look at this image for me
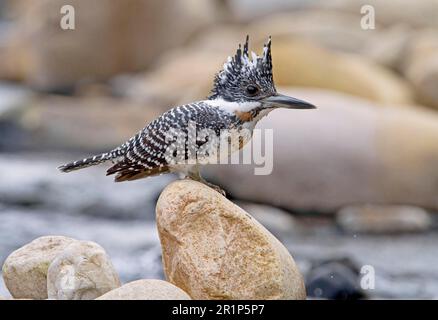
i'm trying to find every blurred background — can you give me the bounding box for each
[1,0,438,299]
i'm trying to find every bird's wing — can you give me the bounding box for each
[106,102,233,182]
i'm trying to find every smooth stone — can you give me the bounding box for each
[337,205,432,234]
[96,279,191,300]
[2,236,76,299]
[156,180,306,300]
[47,240,121,300]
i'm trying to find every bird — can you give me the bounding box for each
[58,36,316,194]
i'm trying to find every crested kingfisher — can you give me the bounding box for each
[59,36,316,194]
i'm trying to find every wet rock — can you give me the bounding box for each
[97,279,191,300]
[337,205,432,234]
[205,88,438,212]
[2,236,76,299]
[0,0,220,90]
[47,240,121,300]
[156,180,306,300]
[306,258,366,300]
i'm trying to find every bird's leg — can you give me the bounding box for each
[187,165,226,196]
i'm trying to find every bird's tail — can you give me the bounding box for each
[58,153,112,173]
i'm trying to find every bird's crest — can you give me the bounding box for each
[209,36,275,101]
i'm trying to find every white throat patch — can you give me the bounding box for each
[203,98,262,114]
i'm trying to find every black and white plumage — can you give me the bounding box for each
[59,36,316,189]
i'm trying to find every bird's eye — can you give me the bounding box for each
[246,85,259,96]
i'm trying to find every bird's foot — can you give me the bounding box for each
[185,175,226,196]
[204,182,226,197]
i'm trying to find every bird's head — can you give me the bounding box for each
[208,36,315,119]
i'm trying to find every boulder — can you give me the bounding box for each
[205,88,438,212]
[306,258,365,300]
[97,279,191,300]
[0,0,220,89]
[156,180,306,300]
[248,12,415,72]
[320,0,438,29]
[2,236,76,299]
[235,201,296,235]
[402,30,438,109]
[263,39,414,105]
[1,95,163,151]
[337,205,432,234]
[47,240,121,300]
[117,37,414,107]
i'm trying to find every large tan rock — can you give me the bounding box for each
[266,39,414,105]
[2,236,76,299]
[5,95,163,151]
[402,30,438,109]
[156,180,306,300]
[120,37,414,108]
[47,240,121,300]
[97,279,191,300]
[0,0,220,89]
[205,88,438,212]
[321,0,438,29]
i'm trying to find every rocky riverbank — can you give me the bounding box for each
[1,180,306,300]
[1,155,437,299]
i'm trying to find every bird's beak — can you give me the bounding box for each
[263,94,316,109]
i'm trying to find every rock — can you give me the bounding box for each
[248,11,376,54]
[112,48,225,108]
[248,12,416,73]
[119,37,414,107]
[0,0,220,90]
[156,180,306,300]
[262,39,414,105]
[403,30,438,109]
[337,205,432,234]
[2,236,76,299]
[306,258,365,300]
[321,0,438,29]
[235,201,296,235]
[97,279,191,300]
[47,240,121,300]
[205,88,438,212]
[0,95,163,151]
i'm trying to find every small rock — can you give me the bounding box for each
[337,205,432,234]
[47,240,121,300]
[97,279,191,300]
[306,258,366,300]
[2,236,76,299]
[156,180,306,300]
